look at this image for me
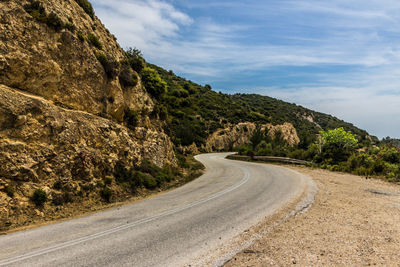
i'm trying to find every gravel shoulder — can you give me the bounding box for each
[226,165,400,266]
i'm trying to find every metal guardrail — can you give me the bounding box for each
[227,154,312,165]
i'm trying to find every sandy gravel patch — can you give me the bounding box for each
[225,166,400,266]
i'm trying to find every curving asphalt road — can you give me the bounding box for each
[0,153,312,267]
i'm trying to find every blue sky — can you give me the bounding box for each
[92,0,400,138]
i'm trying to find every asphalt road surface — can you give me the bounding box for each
[0,153,311,266]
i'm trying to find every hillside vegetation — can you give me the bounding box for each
[128,50,400,183]
[145,64,372,149]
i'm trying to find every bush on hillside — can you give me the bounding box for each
[95,53,119,79]
[125,47,145,73]
[75,0,95,19]
[100,187,112,202]
[32,189,47,207]
[119,63,138,87]
[87,33,103,49]
[151,105,168,120]
[24,2,65,31]
[77,31,85,42]
[141,67,167,100]
[124,109,139,130]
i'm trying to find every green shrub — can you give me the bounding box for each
[64,22,75,32]
[236,144,253,156]
[52,193,64,206]
[288,149,306,160]
[337,162,350,172]
[384,163,400,182]
[152,105,168,120]
[52,192,74,206]
[119,63,138,87]
[136,160,161,177]
[155,172,173,185]
[53,180,63,190]
[100,187,112,202]
[172,89,189,98]
[176,153,189,168]
[141,67,167,100]
[77,31,85,42]
[372,159,385,174]
[143,176,157,189]
[189,161,204,171]
[304,144,319,161]
[24,2,46,21]
[104,176,113,185]
[130,171,145,188]
[379,147,400,164]
[46,12,64,30]
[87,33,102,49]
[96,53,119,78]
[24,2,65,31]
[125,47,145,73]
[124,109,139,130]
[354,166,372,176]
[318,128,358,164]
[75,0,95,19]
[32,189,47,207]
[114,161,131,183]
[96,180,104,188]
[250,125,264,149]
[82,183,95,192]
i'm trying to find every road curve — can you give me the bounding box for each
[0,153,311,267]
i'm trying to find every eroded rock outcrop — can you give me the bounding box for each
[0,0,153,120]
[204,122,300,152]
[0,84,175,195]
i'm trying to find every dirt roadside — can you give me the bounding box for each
[225,165,400,266]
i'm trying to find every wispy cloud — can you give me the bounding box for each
[93,0,192,49]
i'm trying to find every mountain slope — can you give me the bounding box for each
[148,64,374,150]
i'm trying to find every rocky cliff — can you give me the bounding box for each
[1,0,154,119]
[0,0,176,230]
[204,122,300,152]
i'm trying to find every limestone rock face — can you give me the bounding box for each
[0,0,153,120]
[267,122,301,146]
[0,0,176,167]
[205,122,300,152]
[0,85,176,183]
[0,0,178,229]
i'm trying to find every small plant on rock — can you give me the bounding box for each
[96,53,119,79]
[87,33,102,49]
[75,0,95,19]
[100,187,112,202]
[32,189,47,207]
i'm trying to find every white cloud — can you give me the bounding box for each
[93,0,192,50]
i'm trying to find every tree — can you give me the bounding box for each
[318,127,358,163]
[125,47,145,73]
